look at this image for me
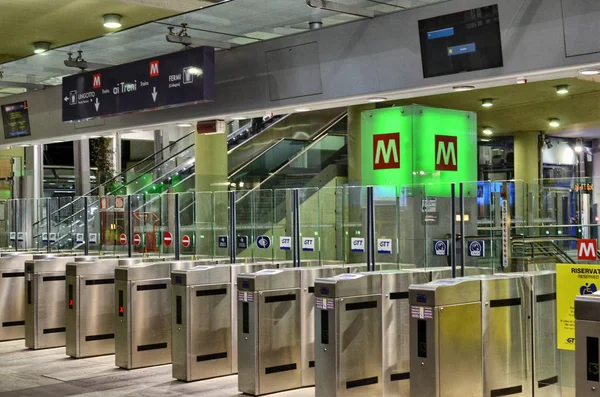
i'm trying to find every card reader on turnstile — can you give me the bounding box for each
[66,259,119,358]
[114,261,171,369]
[314,273,383,397]
[237,269,302,396]
[409,278,483,397]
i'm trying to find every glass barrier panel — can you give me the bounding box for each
[129,193,164,258]
[213,191,230,261]
[373,185,399,269]
[398,184,426,270]
[249,189,274,262]
[298,187,321,266]
[319,186,342,266]
[422,182,455,279]
[342,186,367,266]
[99,195,130,257]
[272,189,293,263]
[234,190,255,262]
[86,196,101,255]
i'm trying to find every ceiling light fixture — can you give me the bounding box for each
[33,42,51,54]
[481,98,494,108]
[231,116,247,120]
[549,118,561,128]
[295,107,311,112]
[103,14,122,29]
[578,69,600,76]
[556,85,569,95]
[452,85,475,92]
[368,97,387,103]
[482,127,493,135]
[177,123,193,128]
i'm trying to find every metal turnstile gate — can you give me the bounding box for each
[409,278,483,397]
[314,273,383,397]
[114,261,171,369]
[576,292,600,397]
[238,269,302,396]
[66,259,119,358]
[24,256,75,349]
[171,265,232,381]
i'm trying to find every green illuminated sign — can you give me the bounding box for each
[361,105,476,196]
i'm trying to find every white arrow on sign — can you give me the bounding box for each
[64,96,69,102]
[94,97,100,112]
[151,87,158,102]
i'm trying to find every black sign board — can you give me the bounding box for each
[2,101,31,139]
[62,47,215,122]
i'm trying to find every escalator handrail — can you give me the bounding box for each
[227,114,292,155]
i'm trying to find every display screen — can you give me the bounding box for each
[1,101,31,139]
[419,5,503,78]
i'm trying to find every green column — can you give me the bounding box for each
[347,104,375,185]
[194,120,228,193]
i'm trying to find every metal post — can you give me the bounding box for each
[13,200,18,252]
[366,186,375,272]
[174,194,180,260]
[229,191,236,264]
[451,183,457,278]
[84,196,89,256]
[292,189,300,267]
[459,183,465,277]
[46,199,51,253]
[127,195,133,258]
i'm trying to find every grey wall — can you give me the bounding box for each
[1,0,600,144]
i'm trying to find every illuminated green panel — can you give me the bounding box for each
[361,105,477,196]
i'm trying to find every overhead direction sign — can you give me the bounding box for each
[62,47,215,122]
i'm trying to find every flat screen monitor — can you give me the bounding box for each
[2,101,31,139]
[419,4,503,78]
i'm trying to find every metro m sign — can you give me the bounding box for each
[578,239,597,261]
[150,60,159,77]
[373,133,400,170]
[92,74,101,89]
[435,135,458,171]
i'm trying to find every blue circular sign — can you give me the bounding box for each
[256,236,271,249]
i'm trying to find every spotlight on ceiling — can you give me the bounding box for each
[177,123,193,128]
[103,14,122,29]
[482,127,493,135]
[295,108,311,112]
[33,42,51,54]
[556,85,569,95]
[481,98,494,108]
[452,85,475,92]
[575,138,583,153]
[549,118,561,128]
[578,69,600,76]
[368,97,387,103]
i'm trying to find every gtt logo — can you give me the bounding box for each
[92,74,101,89]
[435,135,458,171]
[578,239,597,260]
[373,133,400,170]
[150,60,159,77]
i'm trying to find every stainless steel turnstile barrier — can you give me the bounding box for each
[575,292,600,397]
[314,273,383,397]
[300,266,345,387]
[24,256,75,349]
[171,265,232,382]
[65,259,119,358]
[409,278,483,397]
[238,269,302,396]
[114,261,172,369]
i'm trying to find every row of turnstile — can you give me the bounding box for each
[0,251,566,396]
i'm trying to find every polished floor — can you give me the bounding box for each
[0,340,314,397]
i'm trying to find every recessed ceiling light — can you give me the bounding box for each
[232,116,246,121]
[452,85,475,92]
[52,140,64,143]
[368,97,387,103]
[295,107,311,112]
[20,144,30,147]
[481,98,493,108]
[89,135,101,138]
[103,14,122,29]
[33,42,50,54]
[177,123,193,128]
[549,118,561,128]
[556,85,569,95]
[482,127,493,135]
[579,69,600,76]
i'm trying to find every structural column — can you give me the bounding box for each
[73,139,91,196]
[347,104,375,185]
[23,145,43,247]
[513,132,541,226]
[195,120,227,193]
[111,132,122,177]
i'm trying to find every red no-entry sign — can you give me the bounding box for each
[182,235,190,248]
[119,233,127,245]
[133,234,141,246]
[164,232,173,247]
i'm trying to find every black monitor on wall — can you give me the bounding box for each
[419,4,503,78]
[2,101,31,139]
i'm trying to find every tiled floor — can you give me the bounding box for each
[0,340,315,397]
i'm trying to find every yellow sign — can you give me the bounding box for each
[557,263,600,350]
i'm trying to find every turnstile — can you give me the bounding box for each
[114,261,171,369]
[24,256,75,349]
[314,273,383,397]
[575,292,600,397]
[238,269,302,396]
[171,265,232,382]
[409,278,483,397]
[0,253,53,341]
[65,259,119,358]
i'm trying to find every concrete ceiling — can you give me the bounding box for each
[390,76,600,138]
[0,0,216,63]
